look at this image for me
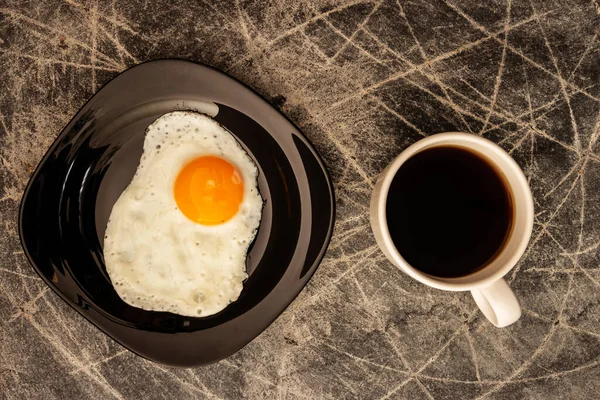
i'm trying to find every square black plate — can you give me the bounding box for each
[19,60,335,367]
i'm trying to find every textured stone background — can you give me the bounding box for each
[1,0,600,399]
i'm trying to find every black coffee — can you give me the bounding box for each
[386,146,513,278]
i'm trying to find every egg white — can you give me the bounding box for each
[103,111,263,317]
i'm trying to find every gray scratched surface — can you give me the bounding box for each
[1,0,600,399]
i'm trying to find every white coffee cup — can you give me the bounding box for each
[370,132,533,327]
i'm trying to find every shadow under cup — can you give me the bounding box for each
[371,133,534,292]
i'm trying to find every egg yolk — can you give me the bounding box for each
[174,156,244,225]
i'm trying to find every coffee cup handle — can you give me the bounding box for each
[470,279,521,327]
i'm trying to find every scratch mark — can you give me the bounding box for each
[266,0,372,48]
[69,350,128,374]
[98,24,138,63]
[530,1,582,150]
[90,1,99,91]
[326,1,383,65]
[0,8,124,70]
[381,309,480,399]
[0,267,39,281]
[0,50,120,72]
[464,330,481,381]
[368,95,427,137]
[151,364,224,400]
[443,0,600,103]
[476,272,576,399]
[321,340,409,374]
[61,0,139,35]
[414,378,435,400]
[395,0,473,132]
[6,287,49,323]
[478,0,511,134]
[329,11,550,110]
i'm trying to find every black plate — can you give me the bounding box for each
[19,60,335,367]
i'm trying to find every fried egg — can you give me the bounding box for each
[103,111,263,317]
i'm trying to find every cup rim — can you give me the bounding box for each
[375,132,534,291]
